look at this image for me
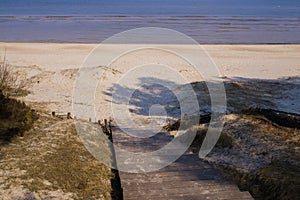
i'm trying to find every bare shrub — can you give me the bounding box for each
[0,54,27,96]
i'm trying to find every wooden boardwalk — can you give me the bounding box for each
[111,125,253,200]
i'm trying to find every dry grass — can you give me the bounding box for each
[0,91,37,144]
[210,114,300,199]
[244,114,300,147]
[177,124,233,152]
[168,119,233,153]
[0,113,113,199]
[0,55,28,97]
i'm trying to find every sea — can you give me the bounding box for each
[0,0,299,44]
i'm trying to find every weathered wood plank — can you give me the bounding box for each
[112,126,253,200]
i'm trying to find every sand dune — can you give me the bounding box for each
[0,43,299,116]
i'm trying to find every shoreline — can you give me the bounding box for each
[2,42,300,45]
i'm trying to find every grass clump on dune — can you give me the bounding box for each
[0,56,34,144]
[0,90,37,144]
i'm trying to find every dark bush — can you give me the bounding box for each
[0,89,37,144]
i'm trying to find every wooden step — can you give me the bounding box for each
[111,125,253,200]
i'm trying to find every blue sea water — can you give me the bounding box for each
[0,0,299,43]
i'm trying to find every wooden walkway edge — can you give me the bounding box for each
[111,124,254,200]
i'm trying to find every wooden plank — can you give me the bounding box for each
[112,126,253,200]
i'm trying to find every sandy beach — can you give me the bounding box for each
[0,43,299,116]
[1,1,300,199]
[2,43,299,79]
[0,44,299,199]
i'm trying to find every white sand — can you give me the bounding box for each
[0,43,299,118]
[1,43,299,78]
